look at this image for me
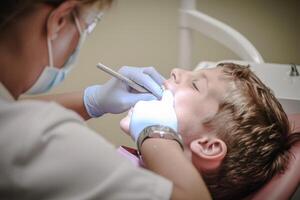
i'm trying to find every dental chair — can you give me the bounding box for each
[249,113,300,200]
[179,0,300,199]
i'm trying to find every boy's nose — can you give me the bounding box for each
[170,68,188,84]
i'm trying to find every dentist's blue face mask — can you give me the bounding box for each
[25,10,102,94]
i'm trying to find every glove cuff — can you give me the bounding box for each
[83,85,105,118]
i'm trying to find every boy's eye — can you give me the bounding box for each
[192,81,199,91]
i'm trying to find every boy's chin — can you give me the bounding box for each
[120,116,130,134]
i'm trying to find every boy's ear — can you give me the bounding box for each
[190,136,227,172]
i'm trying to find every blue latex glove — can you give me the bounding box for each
[129,90,178,142]
[84,66,165,117]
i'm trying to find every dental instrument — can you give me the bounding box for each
[96,63,161,98]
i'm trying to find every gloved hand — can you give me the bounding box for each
[84,66,165,117]
[129,90,178,142]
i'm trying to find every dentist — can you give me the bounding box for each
[0,0,211,199]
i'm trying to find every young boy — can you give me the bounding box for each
[120,62,300,199]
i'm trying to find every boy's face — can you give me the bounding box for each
[163,67,229,145]
[120,67,229,146]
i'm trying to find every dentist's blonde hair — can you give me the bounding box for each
[203,63,300,200]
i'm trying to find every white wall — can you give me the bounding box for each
[47,0,299,147]
[193,0,300,66]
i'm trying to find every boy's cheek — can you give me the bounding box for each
[175,110,188,138]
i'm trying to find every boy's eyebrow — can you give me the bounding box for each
[203,73,209,90]
[194,70,209,88]
[200,72,209,90]
[196,70,213,96]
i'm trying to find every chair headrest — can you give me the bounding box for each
[249,113,300,200]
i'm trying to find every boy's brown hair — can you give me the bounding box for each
[203,63,300,199]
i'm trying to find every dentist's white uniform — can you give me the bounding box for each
[0,83,172,200]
